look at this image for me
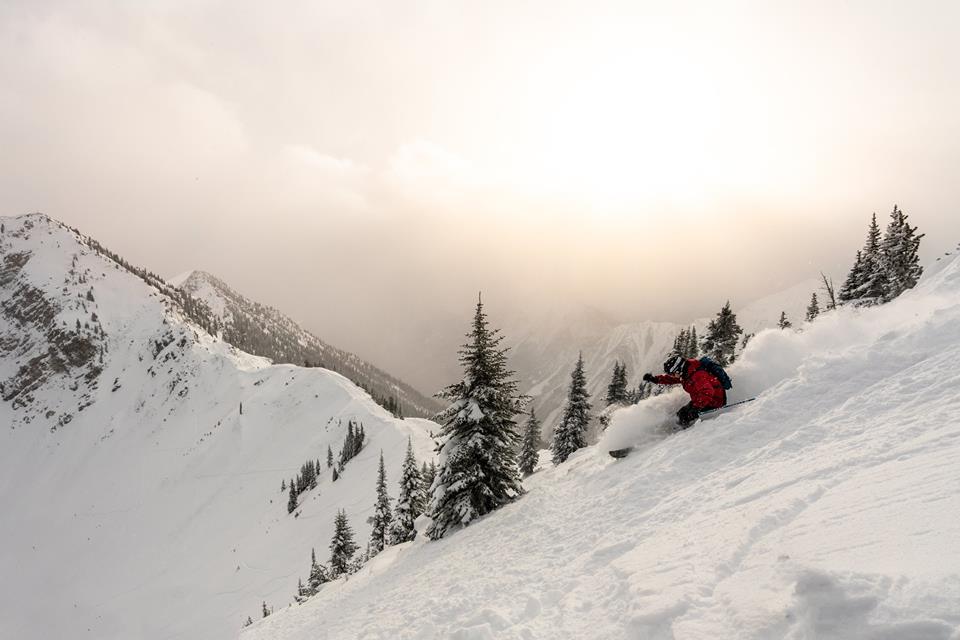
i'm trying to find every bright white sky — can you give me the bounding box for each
[2,0,959,388]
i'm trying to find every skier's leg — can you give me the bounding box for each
[676,403,699,429]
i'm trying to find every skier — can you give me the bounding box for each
[643,354,728,428]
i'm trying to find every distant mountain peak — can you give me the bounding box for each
[171,268,443,419]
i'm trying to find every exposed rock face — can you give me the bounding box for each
[0,236,106,427]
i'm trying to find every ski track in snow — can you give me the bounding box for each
[246,256,960,639]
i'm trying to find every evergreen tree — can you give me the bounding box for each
[700,302,743,366]
[295,577,306,603]
[420,461,436,497]
[340,422,355,468]
[518,407,542,476]
[262,602,271,618]
[388,438,424,544]
[605,361,628,405]
[329,509,358,577]
[685,327,698,358]
[881,204,924,300]
[281,479,286,492]
[287,481,297,514]
[326,445,334,469]
[307,547,328,594]
[426,295,527,540]
[368,451,393,555]
[332,467,339,482]
[857,213,888,303]
[839,250,865,303]
[672,329,688,356]
[806,292,820,322]
[551,353,592,464]
[778,311,792,330]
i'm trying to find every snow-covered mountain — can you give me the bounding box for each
[170,269,443,419]
[0,213,439,640]
[513,279,820,437]
[244,251,960,639]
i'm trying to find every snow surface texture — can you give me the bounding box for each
[246,255,960,639]
[0,214,438,640]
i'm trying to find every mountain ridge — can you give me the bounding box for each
[0,212,439,640]
[172,268,443,419]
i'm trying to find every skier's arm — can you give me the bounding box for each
[649,374,682,386]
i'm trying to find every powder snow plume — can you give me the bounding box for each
[601,253,960,456]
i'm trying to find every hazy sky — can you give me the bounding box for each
[2,0,959,388]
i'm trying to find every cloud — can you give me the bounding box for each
[1,0,959,395]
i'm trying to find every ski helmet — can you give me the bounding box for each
[663,354,686,375]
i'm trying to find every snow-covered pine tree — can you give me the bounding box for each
[605,362,628,405]
[778,311,792,330]
[329,509,358,577]
[261,602,271,618]
[839,250,865,304]
[881,204,924,300]
[685,326,698,358]
[295,578,306,603]
[518,407,542,476]
[368,451,393,555]
[307,547,327,594]
[326,445,333,469]
[287,481,297,514]
[551,352,592,465]
[280,479,286,492]
[388,438,424,544]
[420,461,436,497]
[700,302,743,366]
[672,329,688,356]
[605,361,618,405]
[426,295,527,540]
[339,422,355,469]
[806,292,820,322]
[852,213,889,304]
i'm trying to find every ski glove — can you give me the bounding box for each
[642,373,656,383]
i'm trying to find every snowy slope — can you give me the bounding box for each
[172,269,444,419]
[513,279,819,439]
[244,255,960,639]
[0,214,439,640]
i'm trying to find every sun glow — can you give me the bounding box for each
[508,43,782,211]
[435,13,829,218]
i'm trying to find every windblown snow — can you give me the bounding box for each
[0,214,438,640]
[246,253,960,639]
[511,277,820,439]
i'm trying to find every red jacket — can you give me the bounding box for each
[653,359,726,410]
